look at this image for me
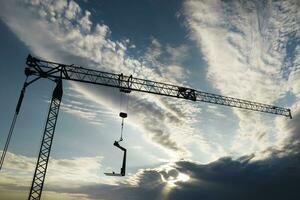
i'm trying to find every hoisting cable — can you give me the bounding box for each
[118,89,130,142]
[0,77,28,171]
[118,90,124,142]
[119,117,124,142]
[118,98,128,142]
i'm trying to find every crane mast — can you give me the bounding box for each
[1,54,292,200]
[28,80,62,200]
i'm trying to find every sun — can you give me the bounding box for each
[161,171,190,188]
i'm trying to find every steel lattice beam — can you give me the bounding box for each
[24,54,292,200]
[28,80,63,200]
[25,55,291,118]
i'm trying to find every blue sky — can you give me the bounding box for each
[0,0,299,200]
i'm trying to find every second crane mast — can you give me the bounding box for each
[2,55,292,200]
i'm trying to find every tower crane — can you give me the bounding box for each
[0,55,292,200]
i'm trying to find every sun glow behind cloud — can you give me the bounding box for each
[160,172,190,188]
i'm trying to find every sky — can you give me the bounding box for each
[0,0,299,199]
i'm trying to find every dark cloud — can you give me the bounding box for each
[41,109,300,200]
[40,146,299,200]
[55,150,299,200]
[3,111,300,200]
[172,155,300,200]
[45,169,167,200]
[129,97,185,153]
[158,97,189,122]
[169,109,300,200]
[281,109,300,154]
[256,131,267,141]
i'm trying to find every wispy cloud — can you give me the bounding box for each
[142,37,191,84]
[183,0,300,156]
[60,86,115,126]
[0,0,202,156]
[0,151,101,199]
[0,151,103,187]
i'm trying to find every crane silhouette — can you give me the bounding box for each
[0,55,292,200]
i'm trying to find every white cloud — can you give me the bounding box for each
[0,0,205,158]
[289,70,300,98]
[65,0,81,20]
[60,86,115,126]
[206,105,226,118]
[142,38,191,84]
[47,156,103,185]
[184,0,289,102]
[0,151,103,189]
[183,0,300,157]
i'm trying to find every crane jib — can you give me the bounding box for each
[25,54,292,118]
